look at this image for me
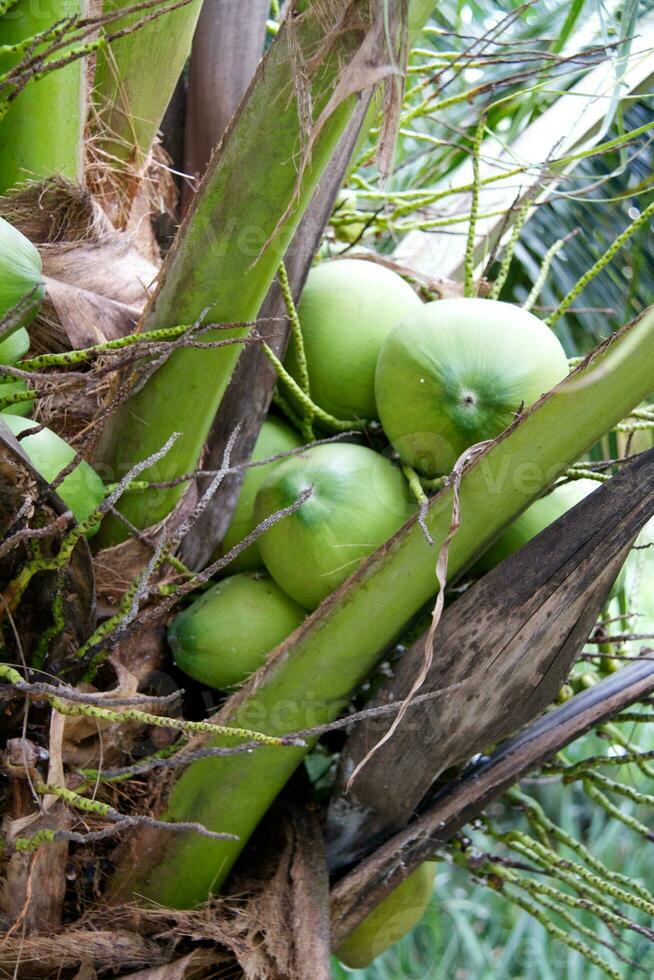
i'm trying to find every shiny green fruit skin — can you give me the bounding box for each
[0,325,29,364]
[1,413,105,531]
[168,572,306,690]
[473,478,626,597]
[0,216,45,329]
[375,298,569,476]
[255,443,415,610]
[220,417,302,572]
[0,379,33,416]
[336,862,437,968]
[286,259,421,420]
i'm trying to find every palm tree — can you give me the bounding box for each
[1,2,654,977]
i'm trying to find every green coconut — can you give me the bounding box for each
[375,298,569,476]
[0,378,33,417]
[0,216,45,330]
[254,442,415,609]
[286,259,421,420]
[336,862,437,969]
[219,417,302,572]
[1,413,105,530]
[473,478,626,596]
[0,325,30,365]
[168,572,306,690]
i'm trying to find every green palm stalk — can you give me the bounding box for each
[0,0,84,192]
[95,0,431,545]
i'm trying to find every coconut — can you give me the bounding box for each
[168,572,306,690]
[473,478,626,596]
[336,862,437,968]
[254,442,415,609]
[0,325,29,364]
[0,216,45,329]
[1,413,105,530]
[375,298,569,476]
[286,259,421,420]
[219,417,302,572]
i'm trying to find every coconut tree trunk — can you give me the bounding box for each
[111,306,654,908]
[0,0,86,192]
[181,0,269,214]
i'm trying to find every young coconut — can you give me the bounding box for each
[473,478,626,596]
[168,572,306,690]
[336,862,437,968]
[285,259,421,421]
[0,217,45,330]
[254,443,415,610]
[0,324,30,365]
[219,417,302,572]
[1,414,105,531]
[375,298,569,476]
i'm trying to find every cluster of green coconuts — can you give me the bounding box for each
[0,226,605,966]
[0,217,105,530]
[170,258,596,693]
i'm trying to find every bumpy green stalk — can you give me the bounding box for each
[92,0,202,177]
[0,0,84,191]
[94,1,407,544]
[117,306,654,908]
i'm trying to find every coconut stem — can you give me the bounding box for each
[463,113,486,298]
[546,197,654,327]
[487,194,532,301]
[262,343,368,434]
[523,233,576,312]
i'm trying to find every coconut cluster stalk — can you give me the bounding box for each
[95,0,431,545]
[92,0,203,202]
[0,0,85,192]
[113,305,654,909]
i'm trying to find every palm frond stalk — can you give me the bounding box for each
[95,0,432,546]
[0,0,85,192]
[113,306,654,908]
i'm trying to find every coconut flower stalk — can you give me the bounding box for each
[0,0,85,193]
[95,0,428,545]
[113,305,654,909]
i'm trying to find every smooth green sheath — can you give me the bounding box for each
[94,4,371,544]
[0,0,83,191]
[375,299,569,475]
[120,307,654,909]
[93,0,203,172]
[286,260,421,419]
[2,413,105,529]
[0,217,45,327]
[169,572,306,690]
[255,443,416,609]
[336,861,436,968]
[219,418,302,572]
